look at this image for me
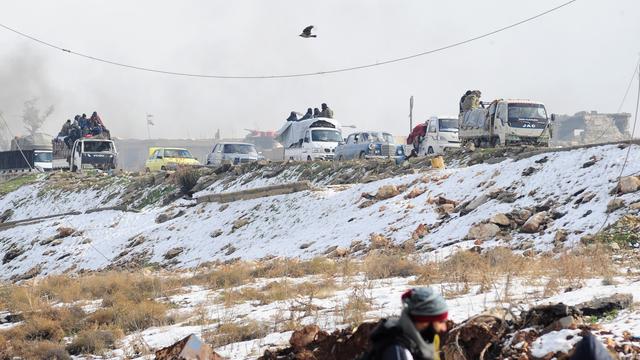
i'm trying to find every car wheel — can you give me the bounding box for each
[307,156,312,161]
[359,152,366,159]
[427,146,434,155]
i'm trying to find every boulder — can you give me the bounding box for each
[554,229,568,243]
[404,187,426,199]
[411,224,429,240]
[606,198,626,213]
[467,223,500,240]
[576,294,633,317]
[490,213,511,227]
[290,325,320,348]
[630,202,640,210]
[375,185,400,200]
[156,334,223,360]
[615,176,640,194]
[232,218,250,231]
[521,211,547,233]
[460,195,489,215]
[163,247,184,260]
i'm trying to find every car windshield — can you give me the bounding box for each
[164,149,193,158]
[439,119,459,132]
[508,104,548,120]
[83,141,113,152]
[223,144,257,155]
[311,130,342,142]
[34,151,52,162]
[367,132,395,143]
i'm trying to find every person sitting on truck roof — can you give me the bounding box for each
[90,111,105,127]
[65,123,81,148]
[319,103,334,118]
[58,119,72,137]
[313,108,321,118]
[286,111,299,122]
[459,90,472,114]
[461,91,481,113]
[300,108,313,120]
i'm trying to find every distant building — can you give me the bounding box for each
[552,111,631,146]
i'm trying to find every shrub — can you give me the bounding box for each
[22,316,65,342]
[175,167,200,194]
[27,341,71,360]
[66,329,123,355]
[203,320,270,347]
[363,252,420,279]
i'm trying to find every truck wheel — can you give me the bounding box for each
[359,152,366,159]
[427,146,434,155]
[491,136,501,147]
[306,156,312,161]
[161,166,166,171]
[72,165,78,172]
[338,155,344,161]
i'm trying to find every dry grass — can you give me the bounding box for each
[339,283,373,327]
[363,252,421,279]
[202,319,270,348]
[220,277,339,306]
[66,329,123,356]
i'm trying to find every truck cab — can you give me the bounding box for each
[418,116,460,155]
[53,138,117,171]
[277,118,342,161]
[459,99,550,147]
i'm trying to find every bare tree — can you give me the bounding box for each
[22,98,54,136]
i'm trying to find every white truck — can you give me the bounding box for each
[413,116,461,155]
[459,99,551,147]
[275,118,342,161]
[52,137,118,171]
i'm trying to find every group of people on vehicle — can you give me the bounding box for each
[363,287,613,360]
[286,103,334,122]
[458,89,483,115]
[57,112,110,148]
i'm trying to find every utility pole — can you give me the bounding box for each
[146,114,154,139]
[409,96,414,132]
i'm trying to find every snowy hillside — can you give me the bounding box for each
[0,144,639,280]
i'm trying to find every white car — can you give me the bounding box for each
[418,116,461,155]
[206,142,262,166]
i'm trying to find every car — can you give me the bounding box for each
[335,131,405,162]
[206,142,262,166]
[410,116,461,155]
[145,147,200,172]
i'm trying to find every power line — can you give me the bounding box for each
[0,0,577,79]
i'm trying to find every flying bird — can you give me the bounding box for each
[299,25,317,38]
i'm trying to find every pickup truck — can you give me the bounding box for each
[52,137,118,171]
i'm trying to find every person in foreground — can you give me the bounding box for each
[363,287,448,360]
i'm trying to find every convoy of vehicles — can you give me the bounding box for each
[459,99,551,147]
[276,118,342,161]
[206,142,261,166]
[52,137,118,172]
[145,147,200,172]
[408,116,461,155]
[335,131,405,162]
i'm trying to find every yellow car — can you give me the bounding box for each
[145,147,200,172]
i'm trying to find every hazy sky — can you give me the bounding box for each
[1,0,639,140]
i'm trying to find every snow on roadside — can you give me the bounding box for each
[0,144,639,280]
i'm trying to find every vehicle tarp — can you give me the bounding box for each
[460,108,489,129]
[0,150,34,170]
[275,118,341,148]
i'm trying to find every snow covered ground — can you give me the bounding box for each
[100,273,640,359]
[0,144,639,280]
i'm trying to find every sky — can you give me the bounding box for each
[0,0,639,141]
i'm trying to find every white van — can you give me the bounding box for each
[276,118,342,161]
[417,116,461,155]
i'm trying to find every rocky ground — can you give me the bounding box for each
[1,143,640,359]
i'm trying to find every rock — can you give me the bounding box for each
[554,230,568,243]
[290,325,320,348]
[0,209,13,223]
[461,195,489,215]
[576,294,633,317]
[370,233,391,249]
[615,176,640,194]
[331,247,349,257]
[521,211,547,233]
[411,224,429,240]
[522,167,537,176]
[404,187,426,199]
[210,229,223,238]
[582,157,598,168]
[609,242,621,251]
[467,223,500,240]
[375,185,400,200]
[163,247,184,260]
[12,265,42,281]
[155,213,171,224]
[630,202,640,210]
[606,199,625,213]
[490,213,511,227]
[439,203,455,214]
[55,227,76,239]
[232,218,250,231]
[2,247,24,264]
[512,209,533,225]
[520,303,582,328]
[155,334,223,360]
[546,316,582,331]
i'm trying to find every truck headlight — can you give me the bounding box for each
[368,143,375,150]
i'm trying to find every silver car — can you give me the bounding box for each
[206,142,261,166]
